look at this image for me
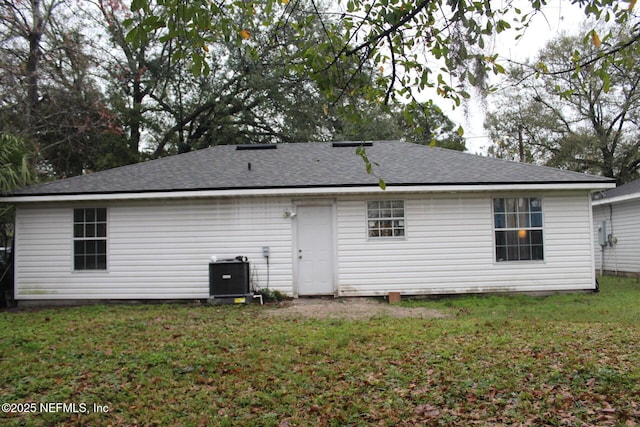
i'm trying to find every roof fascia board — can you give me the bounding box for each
[4,182,616,203]
[592,192,640,206]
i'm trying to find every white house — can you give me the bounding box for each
[592,178,640,277]
[2,141,615,304]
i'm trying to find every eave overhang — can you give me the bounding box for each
[2,181,616,203]
[592,192,640,206]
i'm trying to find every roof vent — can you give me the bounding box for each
[332,141,373,147]
[236,144,277,150]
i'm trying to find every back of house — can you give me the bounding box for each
[2,141,615,304]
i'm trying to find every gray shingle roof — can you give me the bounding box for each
[8,141,613,197]
[594,177,640,201]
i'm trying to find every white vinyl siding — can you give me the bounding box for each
[14,198,293,300]
[593,198,640,275]
[336,192,596,296]
[13,190,598,301]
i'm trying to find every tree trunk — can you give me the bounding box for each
[129,80,143,155]
[26,0,43,130]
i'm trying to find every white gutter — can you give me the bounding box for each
[592,192,640,206]
[3,182,616,203]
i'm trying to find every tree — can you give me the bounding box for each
[0,133,35,274]
[0,0,65,130]
[0,1,131,178]
[483,91,539,164]
[128,0,639,114]
[83,0,176,157]
[484,24,640,183]
[0,134,35,195]
[148,8,336,155]
[106,0,345,154]
[400,102,466,150]
[332,101,465,150]
[2,0,470,180]
[100,0,456,156]
[35,80,133,177]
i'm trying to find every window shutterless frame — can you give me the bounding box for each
[493,197,544,262]
[73,208,107,270]
[367,200,406,239]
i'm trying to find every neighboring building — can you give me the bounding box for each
[1,141,614,304]
[592,178,640,277]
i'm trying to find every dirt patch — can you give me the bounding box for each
[264,297,447,320]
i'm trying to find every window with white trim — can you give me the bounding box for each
[73,208,107,270]
[367,200,405,238]
[493,197,543,262]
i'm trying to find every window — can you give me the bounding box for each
[73,208,107,270]
[367,200,405,238]
[493,197,543,262]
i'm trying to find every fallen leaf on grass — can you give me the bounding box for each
[415,404,440,418]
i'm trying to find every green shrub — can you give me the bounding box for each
[256,288,287,302]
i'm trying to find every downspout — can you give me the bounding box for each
[600,226,606,277]
[591,194,604,290]
[609,204,618,275]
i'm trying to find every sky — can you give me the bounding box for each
[436,0,587,154]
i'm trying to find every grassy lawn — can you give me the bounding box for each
[1,277,638,426]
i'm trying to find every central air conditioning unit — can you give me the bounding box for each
[207,257,251,304]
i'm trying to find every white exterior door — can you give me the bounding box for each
[296,205,334,296]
